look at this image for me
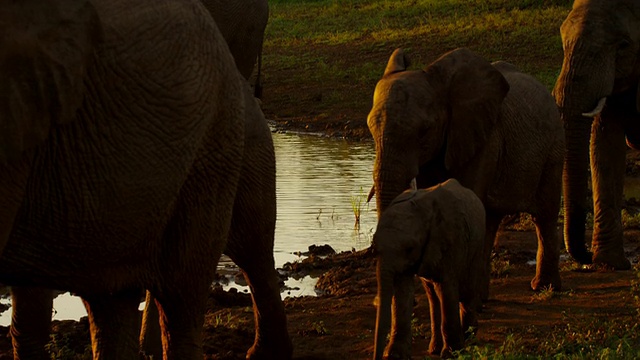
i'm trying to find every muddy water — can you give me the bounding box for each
[0,131,378,325]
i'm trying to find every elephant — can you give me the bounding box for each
[204,0,269,98]
[8,85,293,360]
[554,0,640,270]
[373,179,485,359]
[0,0,272,358]
[138,83,292,359]
[367,48,565,298]
[6,1,286,359]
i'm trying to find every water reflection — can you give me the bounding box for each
[0,131,378,325]
[272,131,377,266]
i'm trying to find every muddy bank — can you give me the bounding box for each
[0,230,638,359]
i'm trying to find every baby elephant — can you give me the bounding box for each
[373,178,485,359]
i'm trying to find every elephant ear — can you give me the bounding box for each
[0,0,102,163]
[383,48,411,77]
[426,48,509,170]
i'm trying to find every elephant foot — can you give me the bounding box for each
[428,338,443,355]
[530,272,562,292]
[567,245,593,265]
[593,250,631,270]
[440,347,454,359]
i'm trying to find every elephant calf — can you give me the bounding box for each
[373,179,485,359]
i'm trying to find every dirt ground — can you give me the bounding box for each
[0,219,638,359]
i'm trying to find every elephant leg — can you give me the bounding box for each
[10,286,53,360]
[590,113,631,269]
[438,282,463,358]
[139,291,163,358]
[153,281,210,360]
[531,159,563,291]
[82,289,142,360]
[459,287,479,339]
[480,213,501,302]
[422,279,442,355]
[226,256,292,360]
[531,217,562,291]
[386,274,415,359]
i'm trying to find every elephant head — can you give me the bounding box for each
[0,0,101,163]
[553,0,640,267]
[367,48,509,217]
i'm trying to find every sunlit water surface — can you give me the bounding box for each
[0,131,377,325]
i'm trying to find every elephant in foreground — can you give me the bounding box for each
[368,48,564,297]
[0,0,287,358]
[554,0,640,270]
[9,85,293,360]
[8,1,286,358]
[137,83,291,359]
[204,0,269,98]
[373,179,485,359]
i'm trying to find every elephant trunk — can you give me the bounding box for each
[373,155,416,218]
[373,261,394,360]
[554,48,615,264]
[561,111,594,264]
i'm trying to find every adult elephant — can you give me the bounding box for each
[8,1,285,358]
[368,48,564,297]
[1,0,248,358]
[554,0,640,269]
[204,0,269,98]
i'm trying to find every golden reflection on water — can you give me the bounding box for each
[272,131,377,266]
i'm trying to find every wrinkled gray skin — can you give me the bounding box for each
[0,0,257,358]
[205,0,269,98]
[8,1,285,359]
[554,0,640,270]
[368,48,564,300]
[373,179,485,359]
[137,85,292,359]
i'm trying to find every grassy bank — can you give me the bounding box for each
[260,0,572,135]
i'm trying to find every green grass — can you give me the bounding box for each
[350,187,367,226]
[262,0,571,122]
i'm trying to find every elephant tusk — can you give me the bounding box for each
[582,97,607,117]
[410,178,417,190]
[367,185,375,203]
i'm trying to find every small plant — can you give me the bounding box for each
[530,286,575,302]
[530,285,555,302]
[491,257,511,278]
[213,312,233,327]
[311,320,330,335]
[622,208,640,229]
[507,213,537,232]
[631,263,640,315]
[45,333,92,360]
[560,257,585,272]
[411,315,430,340]
[350,187,367,227]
